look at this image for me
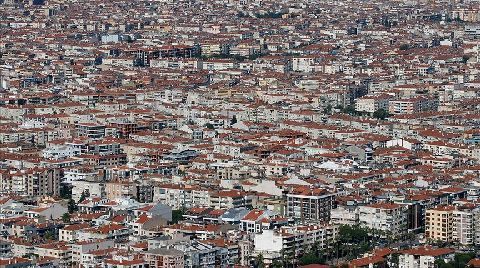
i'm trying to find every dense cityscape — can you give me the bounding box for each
[1,0,480,267]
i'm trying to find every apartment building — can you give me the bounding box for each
[426,204,480,245]
[239,209,280,233]
[144,249,185,268]
[153,185,210,210]
[2,168,62,197]
[253,225,338,265]
[70,239,115,265]
[35,242,71,267]
[76,123,107,139]
[465,25,480,37]
[59,223,91,242]
[330,204,359,225]
[398,247,455,268]
[358,203,408,236]
[24,203,67,221]
[202,59,237,71]
[150,58,201,70]
[355,94,392,113]
[286,188,336,222]
[292,56,320,72]
[452,207,478,245]
[452,8,480,22]
[66,139,123,156]
[105,181,138,200]
[388,97,438,115]
[210,190,253,210]
[153,185,252,210]
[425,205,455,243]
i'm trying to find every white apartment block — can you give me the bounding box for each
[399,247,454,268]
[358,203,408,236]
[452,209,477,245]
[330,205,359,225]
[253,225,338,265]
[388,97,438,115]
[355,94,391,113]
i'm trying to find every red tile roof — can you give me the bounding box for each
[401,247,454,257]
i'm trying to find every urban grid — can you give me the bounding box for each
[0,0,480,267]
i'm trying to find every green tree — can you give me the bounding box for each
[336,225,374,260]
[323,104,332,115]
[205,123,215,130]
[399,44,409,50]
[62,213,71,223]
[435,259,455,268]
[388,252,400,268]
[59,184,72,199]
[270,260,283,268]
[452,253,476,268]
[171,209,184,224]
[342,105,357,115]
[78,192,88,203]
[230,115,237,126]
[299,251,324,265]
[254,254,265,268]
[255,11,286,19]
[44,230,54,240]
[373,108,390,120]
[68,198,77,213]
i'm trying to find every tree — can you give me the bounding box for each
[281,244,296,268]
[205,123,215,130]
[44,230,54,240]
[373,108,390,120]
[230,115,237,126]
[435,259,455,268]
[323,104,332,115]
[399,44,409,50]
[59,184,72,199]
[68,198,77,213]
[299,251,324,265]
[342,105,357,115]
[62,213,71,223]
[78,192,88,203]
[253,254,265,268]
[254,11,286,19]
[452,253,476,268]
[387,252,400,268]
[171,209,184,224]
[336,225,374,260]
[270,260,283,268]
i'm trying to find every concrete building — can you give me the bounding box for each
[425,205,455,243]
[330,204,359,225]
[253,225,338,265]
[286,188,336,222]
[426,204,480,245]
[389,97,438,115]
[144,249,185,268]
[358,203,408,236]
[355,94,392,113]
[398,247,454,268]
